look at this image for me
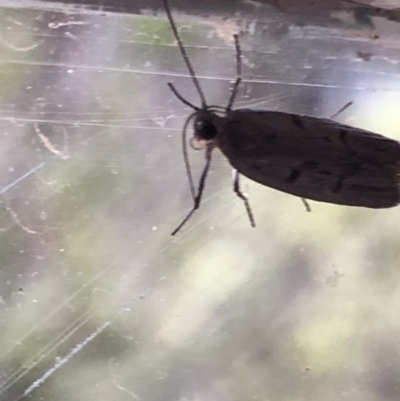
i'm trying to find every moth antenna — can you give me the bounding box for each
[171,144,213,236]
[233,170,256,227]
[163,0,207,108]
[181,113,198,200]
[226,34,242,112]
[226,78,241,113]
[168,82,200,111]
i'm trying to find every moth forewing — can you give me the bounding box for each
[217,110,400,209]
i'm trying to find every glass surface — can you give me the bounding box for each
[1,1,400,401]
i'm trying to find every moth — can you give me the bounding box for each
[162,0,400,235]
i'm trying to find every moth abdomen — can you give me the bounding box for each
[225,147,400,209]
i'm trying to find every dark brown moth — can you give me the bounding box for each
[162,0,400,235]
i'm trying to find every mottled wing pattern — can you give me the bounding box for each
[217,110,400,208]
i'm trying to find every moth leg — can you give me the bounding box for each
[171,145,213,236]
[330,101,353,120]
[232,170,256,227]
[301,198,311,212]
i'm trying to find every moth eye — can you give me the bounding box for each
[194,119,217,141]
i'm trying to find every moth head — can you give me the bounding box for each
[193,113,218,142]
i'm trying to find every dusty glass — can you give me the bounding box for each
[1,1,400,401]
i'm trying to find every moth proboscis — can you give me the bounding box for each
[162,0,400,236]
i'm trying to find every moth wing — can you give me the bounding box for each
[217,110,400,208]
